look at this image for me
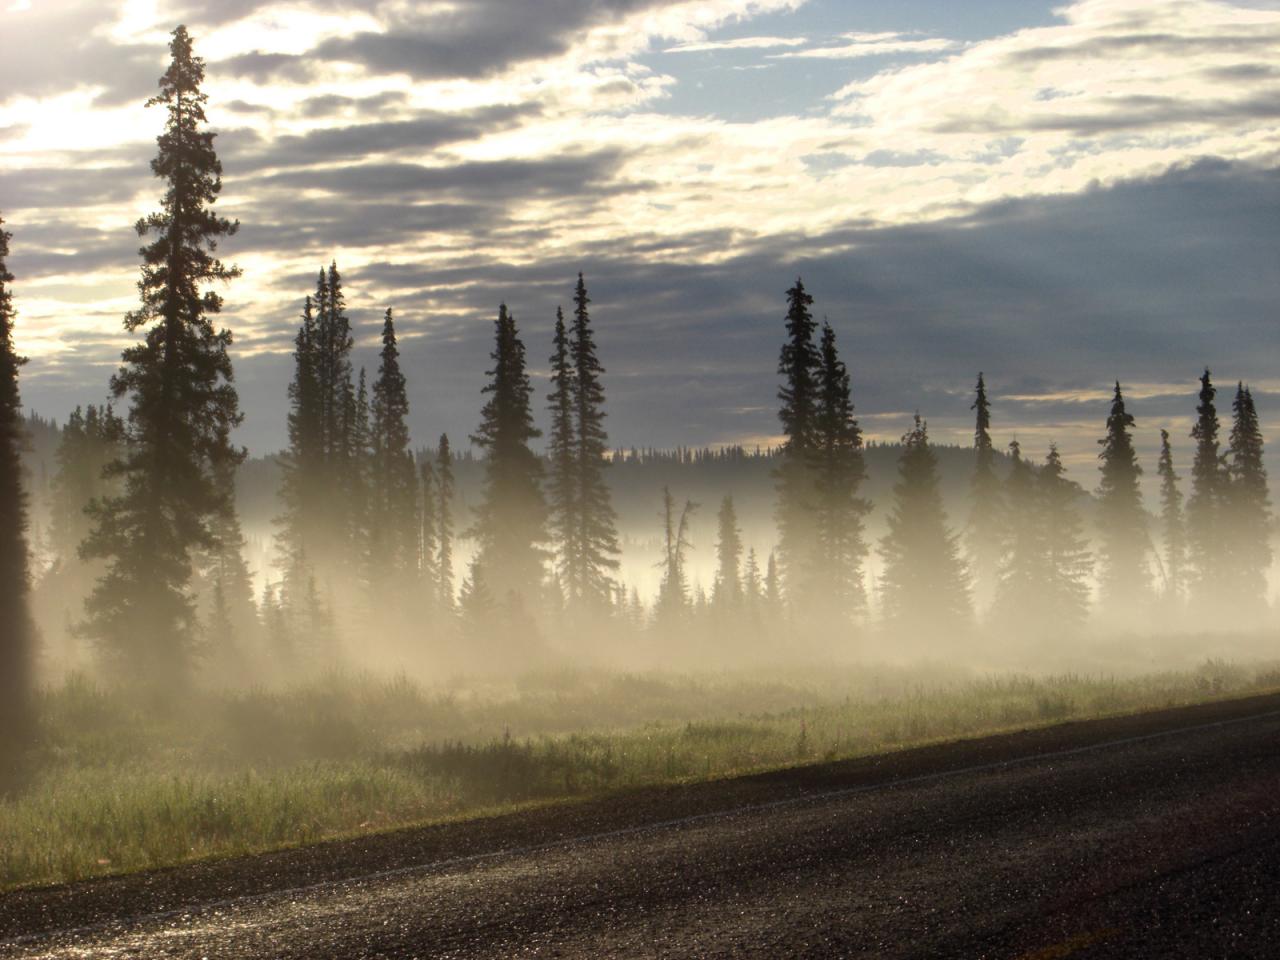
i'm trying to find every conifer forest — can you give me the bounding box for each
[2,21,1279,908]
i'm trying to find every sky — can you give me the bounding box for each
[2,0,1280,474]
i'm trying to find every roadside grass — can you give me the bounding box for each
[3,658,1277,891]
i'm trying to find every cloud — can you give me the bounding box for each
[664,35,807,53]
[772,33,958,60]
[222,104,540,173]
[7,0,1280,468]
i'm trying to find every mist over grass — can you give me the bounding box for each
[5,658,1277,891]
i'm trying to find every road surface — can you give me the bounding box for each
[3,693,1280,958]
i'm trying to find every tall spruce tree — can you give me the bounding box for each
[878,415,970,636]
[275,295,322,598]
[1187,369,1227,615]
[367,309,417,592]
[1038,444,1092,631]
[1225,384,1271,615]
[1095,382,1150,618]
[0,214,35,786]
[966,373,1003,612]
[712,495,743,608]
[1156,429,1187,605]
[774,278,821,606]
[810,321,869,622]
[81,26,245,687]
[469,305,548,607]
[436,433,455,610]
[568,274,620,610]
[546,306,578,603]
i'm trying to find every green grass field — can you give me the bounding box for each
[3,658,1277,891]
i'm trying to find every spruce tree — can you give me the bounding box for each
[568,274,620,610]
[878,415,970,636]
[81,26,245,687]
[966,373,1003,612]
[1156,429,1187,605]
[436,433,455,610]
[1187,369,1227,615]
[0,215,34,787]
[347,367,372,563]
[774,278,821,606]
[743,546,763,609]
[1095,382,1150,618]
[764,551,783,614]
[1038,444,1092,631]
[546,306,578,603]
[276,295,322,596]
[419,459,438,599]
[654,487,696,626]
[469,305,549,607]
[713,495,743,607]
[1225,384,1271,615]
[810,321,869,622]
[367,309,417,593]
[315,263,357,562]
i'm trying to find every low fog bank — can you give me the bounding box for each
[19,417,1280,693]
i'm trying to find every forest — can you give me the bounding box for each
[0,25,1276,889]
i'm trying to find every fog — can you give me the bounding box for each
[22,379,1279,690]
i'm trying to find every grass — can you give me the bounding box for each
[2,658,1278,891]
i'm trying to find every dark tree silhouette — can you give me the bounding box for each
[419,458,438,601]
[1095,382,1150,618]
[713,495,743,607]
[1038,444,1092,631]
[1225,383,1271,615]
[81,26,245,687]
[276,262,359,610]
[0,214,35,788]
[774,278,821,606]
[276,295,322,602]
[368,309,418,594]
[435,433,455,610]
[966,373,1004,612]
[1187,369,1227,615]
[546,306,577,603]
[878,415,970,636]
[568,274,620,611]
[469,304,549,606]
[654,487,697,626]
[810,321,870,623]
[1156,428,1187,605]
[347,367,372,569]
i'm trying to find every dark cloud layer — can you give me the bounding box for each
[221,104,540,173]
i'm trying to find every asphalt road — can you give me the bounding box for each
[4,693,1280,959]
